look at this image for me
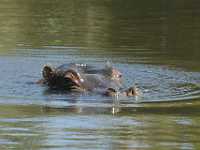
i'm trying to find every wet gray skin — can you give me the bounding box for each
[40,63,139,96]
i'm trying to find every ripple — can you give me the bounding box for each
[0,56,200,110]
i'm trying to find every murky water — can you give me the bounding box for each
[0,0,200,149]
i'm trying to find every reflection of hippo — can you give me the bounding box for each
[38,63,139,97]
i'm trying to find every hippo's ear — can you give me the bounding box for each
[104,61,113,75]
[42,65,54,80]
[105,61,112,69]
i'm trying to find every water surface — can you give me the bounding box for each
[0,0,200,149]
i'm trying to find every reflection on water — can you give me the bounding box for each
[0,0,200,150]
[1,105,200,150]
[0,0,200,64]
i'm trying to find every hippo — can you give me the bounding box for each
[38,63,139,97]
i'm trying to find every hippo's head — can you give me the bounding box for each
[42,63,123,92]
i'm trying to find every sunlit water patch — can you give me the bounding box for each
[0,55,200,110]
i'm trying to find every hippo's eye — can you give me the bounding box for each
[118,74,122,78]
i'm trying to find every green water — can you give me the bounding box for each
[0,0,200,149]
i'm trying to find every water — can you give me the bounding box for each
[0,0,200,149]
